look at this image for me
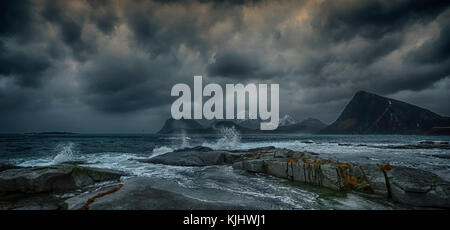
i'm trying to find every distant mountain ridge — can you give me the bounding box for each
[157,91,449,135]
[279,115,298,126]
[157,116,327,134]
[319,90,450,134]
[277,118,327,133]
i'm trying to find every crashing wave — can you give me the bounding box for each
[150,146,174,158]
[203,126,241,150]
[52,143,76,164]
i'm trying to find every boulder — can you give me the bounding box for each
[140,146,255,166]
[0,164,125,194]
[358,164,389,196]
[386,166,450,208]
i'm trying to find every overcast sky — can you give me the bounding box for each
[1,0,449,133]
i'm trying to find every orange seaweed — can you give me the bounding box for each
[287,157,298,163]
[78,184,124,210]
[377,163,393,171]
[346,175,359,185]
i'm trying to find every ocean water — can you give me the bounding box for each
[1,131,449,209]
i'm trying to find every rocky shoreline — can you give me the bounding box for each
[0,146,449,210]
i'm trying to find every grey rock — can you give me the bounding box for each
[0,164,125,194]
[140,146,255,166]
[0,193,65,210]
[66,177,263,210]
[232,160,266,173]
[265,160,288,179]
[232,146,450,208]
[358,164,389,196]
[386,166,450,208]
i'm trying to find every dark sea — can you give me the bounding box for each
[1,131,449,209]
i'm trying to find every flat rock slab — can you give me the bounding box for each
[0,164,125,194]
[386,166,450,208]
[66,177,261,210]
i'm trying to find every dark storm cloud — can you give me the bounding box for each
[406,24,450,64]
[314,0,449,42]
[207,51,286,79]
[79,51,183,113]
[0,0,34,38]
[344,36,402,66]
[41,0,96,61]
[207,52,259,78]
[295,35,402,79]
[1,0,450,133]
[152,0,262,5]
[124,9,164,55]
[87,0,120,34]
[0,42,52,87]
[287,0,450,104]
[120,0,244,57]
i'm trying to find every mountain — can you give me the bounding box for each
[319,90,450,134]
[206,120,256,133]
[236,118,261,130]
[157,118,205,134]
[157,116,327,134]
[157,118,254,134]
[279,115,298,126]
[276,118,327,133]
[238,114,299,130]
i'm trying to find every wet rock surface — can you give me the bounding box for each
[229,147,450,209]
[1,146,449,209]
[136,146,450,208]
[0,164,125,194]
[139,146,258,166]
[386,167,450,208]
[65,177,262,210]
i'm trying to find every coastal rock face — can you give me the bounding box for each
[140,146,257,166]
[0,164,125,194]
[231,147,450,209]
[141,145,450,208]
[320,90,450,134]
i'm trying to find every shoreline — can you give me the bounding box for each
[1,145,449,210]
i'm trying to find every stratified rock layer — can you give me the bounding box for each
[230,147,450,208]
[141,146,450,208]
